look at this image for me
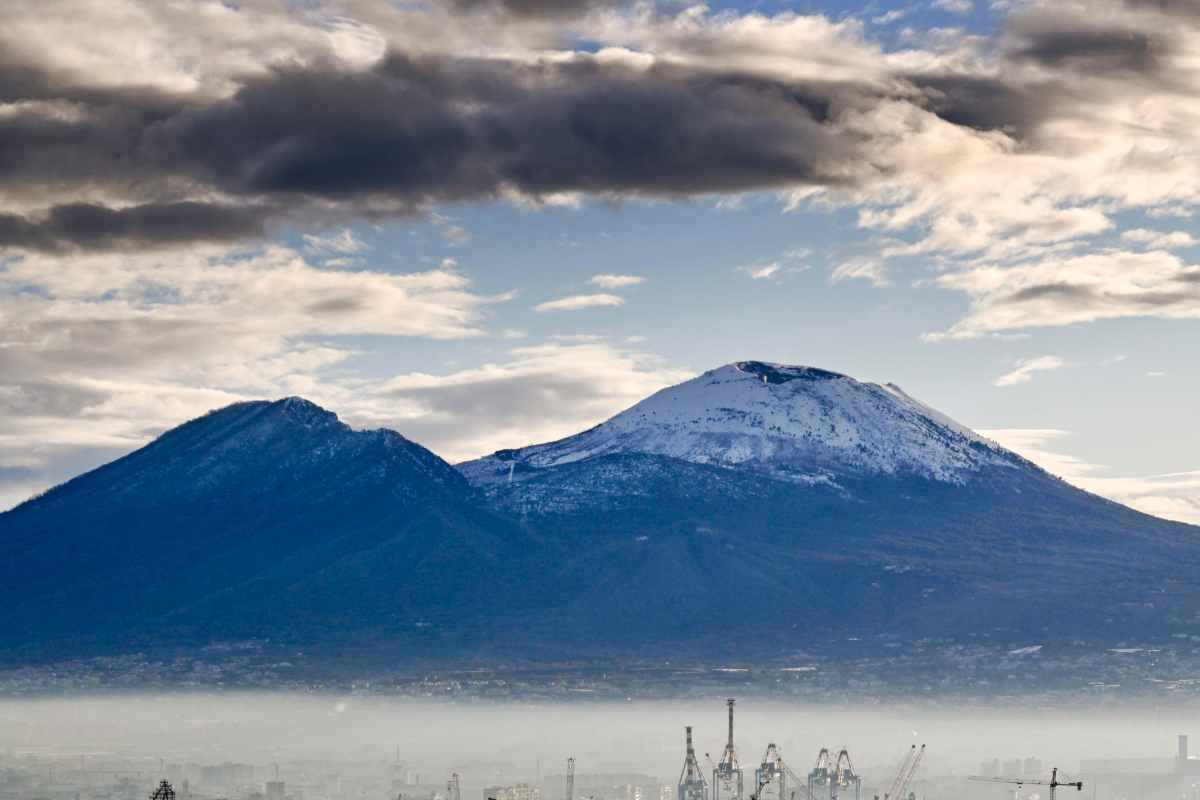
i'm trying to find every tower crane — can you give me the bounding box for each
[567,758,575,800]
[969,768,1082,800]
[447,772,462,800]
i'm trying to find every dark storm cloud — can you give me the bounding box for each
[0,0,1192,253]
[0,202,268,252]
[998,283,1097,305]
[444,0,621,17]
[1121,0,1200,21]
[160,54,859,200]
[1011,26,1163,73]
[909,74,1065,140]
[902,0,1189,142]
[0,52,869,253]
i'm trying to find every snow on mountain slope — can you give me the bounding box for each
[460,361,1023,486]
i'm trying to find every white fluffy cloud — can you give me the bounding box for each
[366,342,693,462]
[1120,229,1197,250]
[0,243,507,507]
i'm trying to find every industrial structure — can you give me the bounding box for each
[678,727,708,800]
[150,780,176,800]
[754,744,785,800]
[878,745,924,800]
[970,767,1082,800]
[567,759,575,800]
[711,700,743,800]
[672,700,882,800]
[807,750,860,800]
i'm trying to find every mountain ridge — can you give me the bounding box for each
[2,362,1199,691]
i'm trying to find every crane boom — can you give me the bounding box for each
[894,745,924,800]
[883,747,916,800]
[968,768,1081,800]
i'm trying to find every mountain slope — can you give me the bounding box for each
[2,365,1200,688]
[0,397,528,658]
[458,361,1200,649]
[460,361,1024,489]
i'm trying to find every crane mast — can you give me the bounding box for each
[566,758,575,800]
[713,699,744,800]
[679,726,709,800]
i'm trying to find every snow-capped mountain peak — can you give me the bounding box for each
[461,361,1017,485]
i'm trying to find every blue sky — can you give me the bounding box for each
[1,0,1198,522]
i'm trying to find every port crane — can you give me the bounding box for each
[969,768,1082,800]
[878,745,924,800]
[755,743,786,800]
[713,699,745,800]
[681,726,709,800]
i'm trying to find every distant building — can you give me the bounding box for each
[265,780,286,800]
[485,783,542,800]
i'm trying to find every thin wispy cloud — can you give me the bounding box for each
[588,274,646,288]
[994,356,1066,387]
[738,248,811,280]
[302,228,367,255]
[831,259,889,287]
[534,293,625,312]
[739,263,784,280]
[930,251,1200,339]
[982,428,1200,525]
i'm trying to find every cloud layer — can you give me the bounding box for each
[5,0,1198,340]
[2,0,1198,278]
